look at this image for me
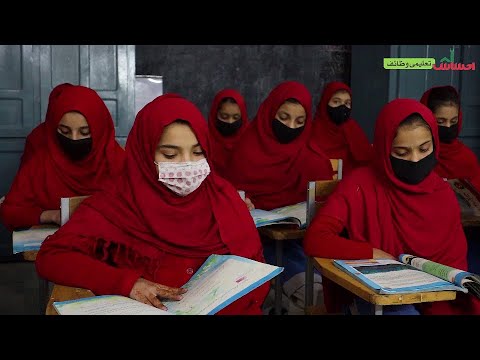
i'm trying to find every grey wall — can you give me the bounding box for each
[135,45,351,119]
[350,45,391,142]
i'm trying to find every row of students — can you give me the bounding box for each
[0,80,478,315]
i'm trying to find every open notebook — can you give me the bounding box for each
[12,225,59,254]
[250,202,307,229]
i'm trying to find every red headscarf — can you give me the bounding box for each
[0,85,125,230]
[49,93,263,261]
[319,98,480,314]
[311,81,373,174]
[207,89,249,180]
[20,83,74,166]
[420,86,480,189]
[226,81,334,210]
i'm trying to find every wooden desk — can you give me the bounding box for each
[461,215,480,227]
[313,258,457,314]
[258,226,305,241]
[46,285,95,315]
[22,250,38,262]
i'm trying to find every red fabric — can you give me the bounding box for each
[420,86,480,190]
[36,93,269,315]
[311,81,373,175]
[208,89,249,180]
[20,83,74,166]
[0,85,125,231]
[226,81,334,210]
[306,98,480,315]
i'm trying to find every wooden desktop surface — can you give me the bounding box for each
[314,258,457,306]
[46,284,95,315]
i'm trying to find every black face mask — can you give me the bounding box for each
[438,124,458,143]
[56,132,93,161]
[216,118,243,137]
[390,152,437,185]
[271,118,304,144]
[327,105,351,125]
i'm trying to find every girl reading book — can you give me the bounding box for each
[226,81,334,314]
[304,98,480,315]
[311,81,373,176]
[420,85,480,189]
[0,85,125,231]
[208,89,249,183]
[36,94,269,315]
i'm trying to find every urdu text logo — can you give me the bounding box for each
[384,47,475,71]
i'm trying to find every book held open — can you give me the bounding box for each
[53,254,283,315]
[250,201,306,228]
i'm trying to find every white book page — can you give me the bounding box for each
[54,295,170,315]
[164,258,277,315]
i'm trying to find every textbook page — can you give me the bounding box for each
[334,259,465,294]
[250,209,300,227]
[399,254,476,287]
[163,254,283,315]
[12,225,59,254]
[54,295,170,315]
[270,202,307,228]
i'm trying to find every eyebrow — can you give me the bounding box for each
[158,143,201,150]
[436,116,458,121]
[393,140,432,149]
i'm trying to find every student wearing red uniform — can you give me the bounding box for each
[0,85,125,231]
[420,85,480,189]
[304,98,480,315]
[227,81,334,313]
[208,89,249,182]
[20,83,74,166]
[311,81,373,175]
[36,94,269,315]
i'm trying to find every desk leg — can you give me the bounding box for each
[374,304,383,315]
[274,241,283,315]
[305,256,314,311]
[38,277,49,315]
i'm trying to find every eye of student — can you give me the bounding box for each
[220,113,229,120]
[279,113,289,120]
[233,114,241,121]
[193,149,204,156]
[162,152,177,159]
[296,118,305,125]
[420,146,431,153]
[394,150,408,157]
[451,118,459,125]
[80,128,91,136]
[436,118,445,125]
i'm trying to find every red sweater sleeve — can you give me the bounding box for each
[36,233,141,297]
[0,168,44,231]
[304,214,373,259]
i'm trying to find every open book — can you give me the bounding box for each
[12,225,59,254]
[447,178,480,217]
[250,201,306,229]
[333,254,480,298]
[53,254,283,315]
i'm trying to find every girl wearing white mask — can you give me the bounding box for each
[36,94,269,315]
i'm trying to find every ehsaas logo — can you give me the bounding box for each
[384,47,475,71]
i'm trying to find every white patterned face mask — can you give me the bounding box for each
[154,158,211,196]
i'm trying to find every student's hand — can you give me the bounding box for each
[40,210,61,225]
[129,277,187,311]
[245,197,255,211]
[372,248,396,260]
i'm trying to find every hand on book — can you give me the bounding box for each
[129,278,187,311]
[372,248,396,260]
[245,197,255,211]
[40,210,61,225]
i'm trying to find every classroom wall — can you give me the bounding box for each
[135,45,352,119]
